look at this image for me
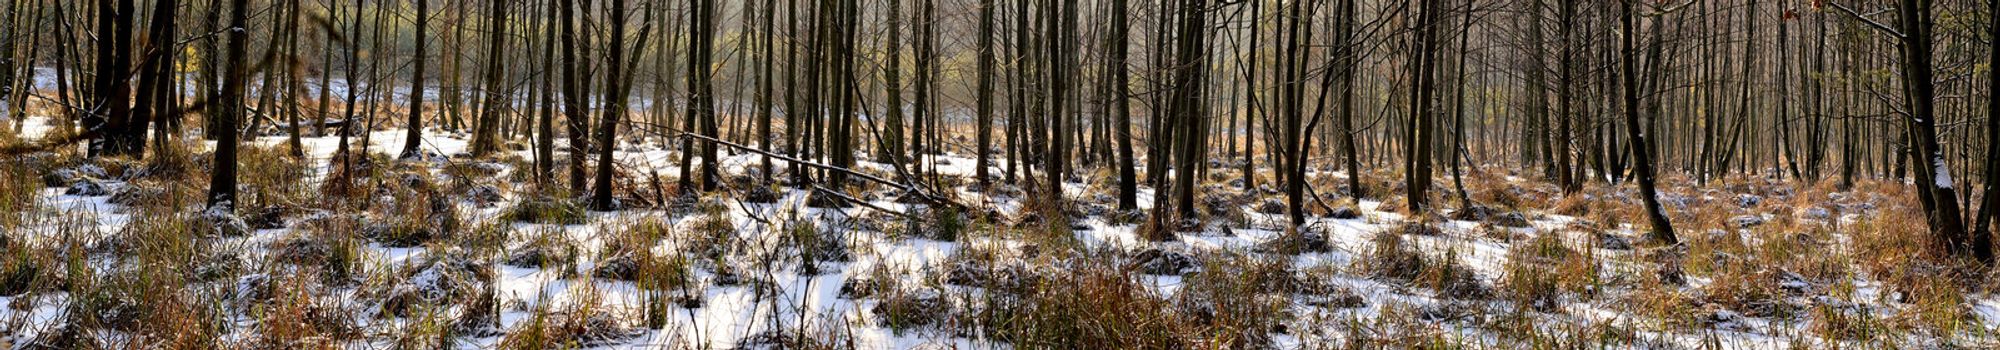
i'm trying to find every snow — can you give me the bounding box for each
[1935,157,1955,189]
[7,114,2000,349]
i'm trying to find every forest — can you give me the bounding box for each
[1,0,1998,348]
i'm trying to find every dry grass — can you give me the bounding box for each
[8,114,2000,349]
[1500,232,1600,312]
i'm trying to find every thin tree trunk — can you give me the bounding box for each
[401,0,431,159]
[209,0,251,210]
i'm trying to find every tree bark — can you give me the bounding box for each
[208,0,252,210]
[401,0,431,159]
[1622,0,1676,244]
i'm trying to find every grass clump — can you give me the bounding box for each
[871,285,949,333]
[504,227,578,270]
[1500,233,1599,312]
[967,258,1188,348]
[0,241,49,296]
[501,198,588,225]
[0,155,43,229]
[497,287,639,349]
[1362,230,1490,300]
[246,273,361,348]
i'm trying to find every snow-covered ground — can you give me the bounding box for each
[4,115,2000,349]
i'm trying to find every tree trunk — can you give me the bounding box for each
[1622,0,1676,244]
[592,0,631,210]
[401,0,431,159]
[470,0,511,157]
[561,0,591,192]
[90,0,135,158]
[131,0,180,159]
[208,0,251,211]
[1105,0,1135,211]
[1405,0,1441,212]
[1895,0,1982,262]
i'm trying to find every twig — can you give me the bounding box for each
[674,131,968,213]
[810,185,914,220]
[1827,1,1904,38]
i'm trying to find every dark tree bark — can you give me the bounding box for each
[316,0,335,138]
[1975,0,2000,266]
[280,0,303,158]
[1405,0,1442,212]
[1241,0,1261,191]
[90,0,135,158]
[209,0,252,210]
[975,0,997,191]
[592,0,632,210]
[683,0,719,192]
[785,0,805,185]
[1156,0,1212,233]
[1519,0,1549,176]
[1045,0,1078,211]
[1889,0,1983,262]
[130,0,180,159]
[882,0,905,167]
[912,0,937,178]
[1336,0,1362,198]
[1554,0,1578,193]
[1104,0,1135,211]
[334,0,363,188]
[0,0,16,128]
[827,0,859,188]
[470,0,512,157]
[561,0,591,192]
[401,0,432,159]
[534,0,558,187]
[1279,0,1318,226]
[758,0,778,182]
[1622,0,1676,244]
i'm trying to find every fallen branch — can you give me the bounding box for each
[1306,181,1344,217]
[811,184,915,220]
[674,131,971,213]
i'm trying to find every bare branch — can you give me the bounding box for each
[1827,1,1905,38]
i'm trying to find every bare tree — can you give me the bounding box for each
[209,0,252,210]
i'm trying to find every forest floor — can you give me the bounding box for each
[3,116,2000,349]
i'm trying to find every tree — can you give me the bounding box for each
[1556,0,1585,193]
[1888,0,1982,262]
[1279,0,1319,227]
[1404,0,1442,212]
[1622,0,1676,244]
[280,0,304,158]
[1042,0,1079,214]
[911,0,938,179]
[333,0,364,191]
[0,0,17,128]
[1103,0,1135,211]
[827,0,859,188]
[592,0,635,210]
[881,0,905,167]
[1827,0,1988,263]
[470,0,512,157]
[209,0,252,210]
[561,0,592,192]
[1152,0,1213,236]
[131,0,180,158]
[401,0,432,160]
[757,0,778,182]
[535,0,559,187]
[90,0,136,158]
[1335,0,1363,199]
[682,0,719,192]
